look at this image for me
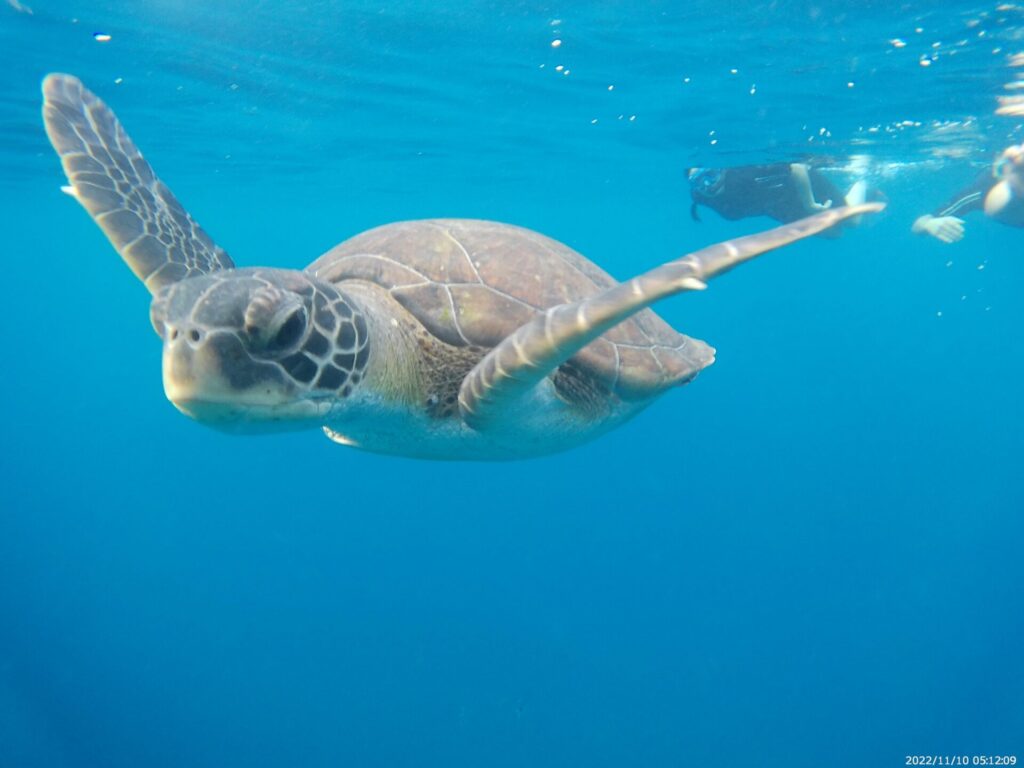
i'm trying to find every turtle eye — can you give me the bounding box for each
[269,306,307,351]
[244,286,307,354]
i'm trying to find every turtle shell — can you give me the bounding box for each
[306,219,714,400]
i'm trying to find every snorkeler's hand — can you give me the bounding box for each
[790,163,834,213]
[913,214,965,243]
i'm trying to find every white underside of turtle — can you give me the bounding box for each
[319,381,651,461]
[41,73,882,461]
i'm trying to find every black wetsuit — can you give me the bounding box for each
[928,169,1024,227]
[930,171,992,219]
[690,163,844,224]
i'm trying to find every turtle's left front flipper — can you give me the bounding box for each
[458,203,884,430]
[42,73,233,294]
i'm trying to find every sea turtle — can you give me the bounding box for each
[41,73,879,460]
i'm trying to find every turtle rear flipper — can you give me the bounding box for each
[458,203,884,430]
[42,73,233,293]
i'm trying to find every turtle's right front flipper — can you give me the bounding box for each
[41,73,233,293]
[458,203,884,430]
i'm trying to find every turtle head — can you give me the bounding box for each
[149,268,371,432]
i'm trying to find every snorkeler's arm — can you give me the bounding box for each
[790,163,832,212]
[932,172,991,218]
[911,170,991,243]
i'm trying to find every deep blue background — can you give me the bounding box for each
[1,2,1021,766]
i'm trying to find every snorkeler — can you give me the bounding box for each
[911,143,1024,244]
[688,162,868,236]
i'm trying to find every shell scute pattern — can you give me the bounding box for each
[308,219,714,398]
[391,282,463,345]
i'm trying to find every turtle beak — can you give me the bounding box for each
[161,328,325,432]
[162,330,242,415]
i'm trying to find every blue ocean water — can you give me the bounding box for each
[2,1,1022,765]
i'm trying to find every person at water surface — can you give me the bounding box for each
[912,143,1024,243]
[687,162,869,237]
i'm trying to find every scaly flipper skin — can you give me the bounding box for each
[41,73,233,293]
[458,202,885,429]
